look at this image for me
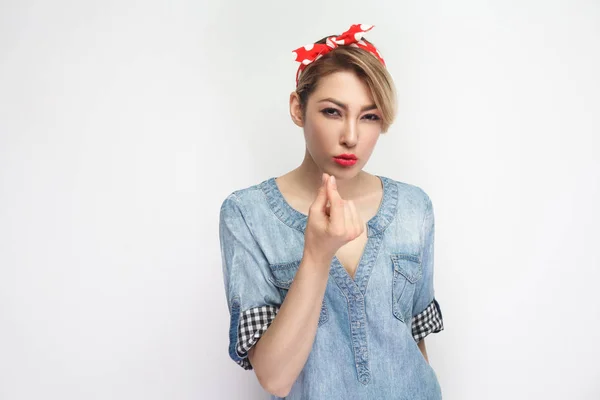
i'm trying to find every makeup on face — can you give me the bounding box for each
[317,98,381,121]
[333,153,358,167]
[301,71,383,174]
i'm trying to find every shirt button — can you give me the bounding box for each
[359,372,371,383]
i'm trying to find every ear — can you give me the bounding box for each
[289,91,304,128]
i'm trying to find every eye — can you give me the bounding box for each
[362,114,381,121]
[321,108,341,117]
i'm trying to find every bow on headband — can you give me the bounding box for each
[292,24,386,86]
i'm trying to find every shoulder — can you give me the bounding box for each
[219,178,275,225]
[220,178,268,209]
[380,175,433,213]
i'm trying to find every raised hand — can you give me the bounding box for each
[303,173,365,265]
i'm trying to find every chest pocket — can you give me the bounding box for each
[267,259,329,327]
[391,253,423,323]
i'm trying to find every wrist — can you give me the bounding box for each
[302,249,333,267]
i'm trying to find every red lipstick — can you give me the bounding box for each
[335,153,357,159]
[333,153,358,167]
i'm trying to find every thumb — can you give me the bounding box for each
[326,174,344,221]
[312,173,329,212]
[326,174,342,204]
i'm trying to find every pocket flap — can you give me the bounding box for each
[268,259,302,289]
[391,253,422,283]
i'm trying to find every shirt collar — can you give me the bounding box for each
[260,175,398,237]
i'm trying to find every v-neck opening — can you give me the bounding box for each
[260,173,399,292]
[331,178,384,282]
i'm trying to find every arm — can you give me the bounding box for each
[410,191,443,361]
[249,252,330,397]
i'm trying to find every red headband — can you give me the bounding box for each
[292,24,386,87]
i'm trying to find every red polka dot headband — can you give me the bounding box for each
[292,24,386,87]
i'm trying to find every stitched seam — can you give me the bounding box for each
[419,192,431,266]
[259,181,306,234]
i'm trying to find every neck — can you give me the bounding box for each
[289,148,372,201]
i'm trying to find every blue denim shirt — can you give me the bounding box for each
[219,175,444,399]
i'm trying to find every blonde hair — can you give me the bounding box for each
[295,37,397,133]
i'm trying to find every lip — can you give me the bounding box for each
[334,153,357,160]
[333,157,358,167]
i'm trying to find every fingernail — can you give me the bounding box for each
[330,175,336,188]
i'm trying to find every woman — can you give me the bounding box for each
[219,24,444,399]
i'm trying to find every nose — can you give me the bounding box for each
[341,119,358,147]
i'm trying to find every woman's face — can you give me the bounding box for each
[290,70,384,178]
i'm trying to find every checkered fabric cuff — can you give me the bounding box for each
[234,305,279,370]
[411,298,444,343]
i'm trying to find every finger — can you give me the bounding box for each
[348,200,363,236]
[326,175,343,215]
[343,201,352,238]
[327,175,345,231]
[311,173,329,213]
[347,199,357,233]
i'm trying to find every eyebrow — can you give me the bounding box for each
[317,97,378,112]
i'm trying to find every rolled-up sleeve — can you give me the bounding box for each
[219,193,281,370]
[411,192,444,343]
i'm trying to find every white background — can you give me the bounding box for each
[1,1,599,399]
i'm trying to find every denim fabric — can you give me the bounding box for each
[219,175,442,399]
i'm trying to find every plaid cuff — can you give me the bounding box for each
[235,305,279,370]
[411,298,444,343]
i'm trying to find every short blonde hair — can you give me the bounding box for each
[295,37,397,133]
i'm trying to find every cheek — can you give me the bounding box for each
[365,132,381,149]
[303,117,336,146]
